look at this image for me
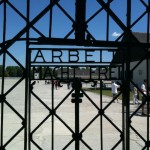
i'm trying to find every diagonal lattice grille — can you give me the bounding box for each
[0,0,150,149]
[28,79,124,149]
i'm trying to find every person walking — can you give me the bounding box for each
[133,85,139,105]
[54,80,58,90]
[67,82,70,89]
[141,79,147,115]
[111,81,119,102]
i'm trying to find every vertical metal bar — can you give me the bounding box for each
[122,55,125,150]
[106,0,110,41]
[100,80,103,150]
[124,37,131,149]
[28,49,32,150]
[122,45,129,150]
[51,79,54,150]
[100,50,102,63]
[75,93,80,150]
[72,79,82,150]
[74,80,80,150]
[122,1,131,150]
[146,1,150,149]
[0,1,6,148]
[75,0,86,44]
[26,0,30,149]
[105,7,110,149]
[125,0,131,149]
[49,0,53,38]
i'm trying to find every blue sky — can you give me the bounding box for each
[0,0,149,67]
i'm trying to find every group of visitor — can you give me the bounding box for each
[111,79,149,116]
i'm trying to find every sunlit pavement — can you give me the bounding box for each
[0,79,149,150]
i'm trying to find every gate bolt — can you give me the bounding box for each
[71,93,83,103]
[21,119,26,127]
[71,98,82,103]
[120,133,124,140]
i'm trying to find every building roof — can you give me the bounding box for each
[57,68,107,79]
[112,32,149,64]
[133,32,150,43]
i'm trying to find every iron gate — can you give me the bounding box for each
[0,0,150,149]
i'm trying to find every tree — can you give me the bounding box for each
[0,65,9,77]
[16,66,23,77]
[6,66,15,77]
[6,66,23,77]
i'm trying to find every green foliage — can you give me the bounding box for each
[0,66,23,77]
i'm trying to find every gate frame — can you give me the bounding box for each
[0,0,150,149]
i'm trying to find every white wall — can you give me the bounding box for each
[131,60,147,87]
[111,59,149,88]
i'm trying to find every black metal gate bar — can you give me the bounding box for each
[0,0,150,149]
[100,80,103,150]
[49,3,54,148]
[26,0,30,150]
[51,79,54,150]
[146,1,150,149]
[124,0,131,149]
[75,0,86,44]
[0,1,6,149]
[72,79,82,149]
[28,51,32,150]
[122,54,125,150]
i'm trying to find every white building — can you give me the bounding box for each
[111,32,150,87]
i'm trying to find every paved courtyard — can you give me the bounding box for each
[0,78,149,149]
